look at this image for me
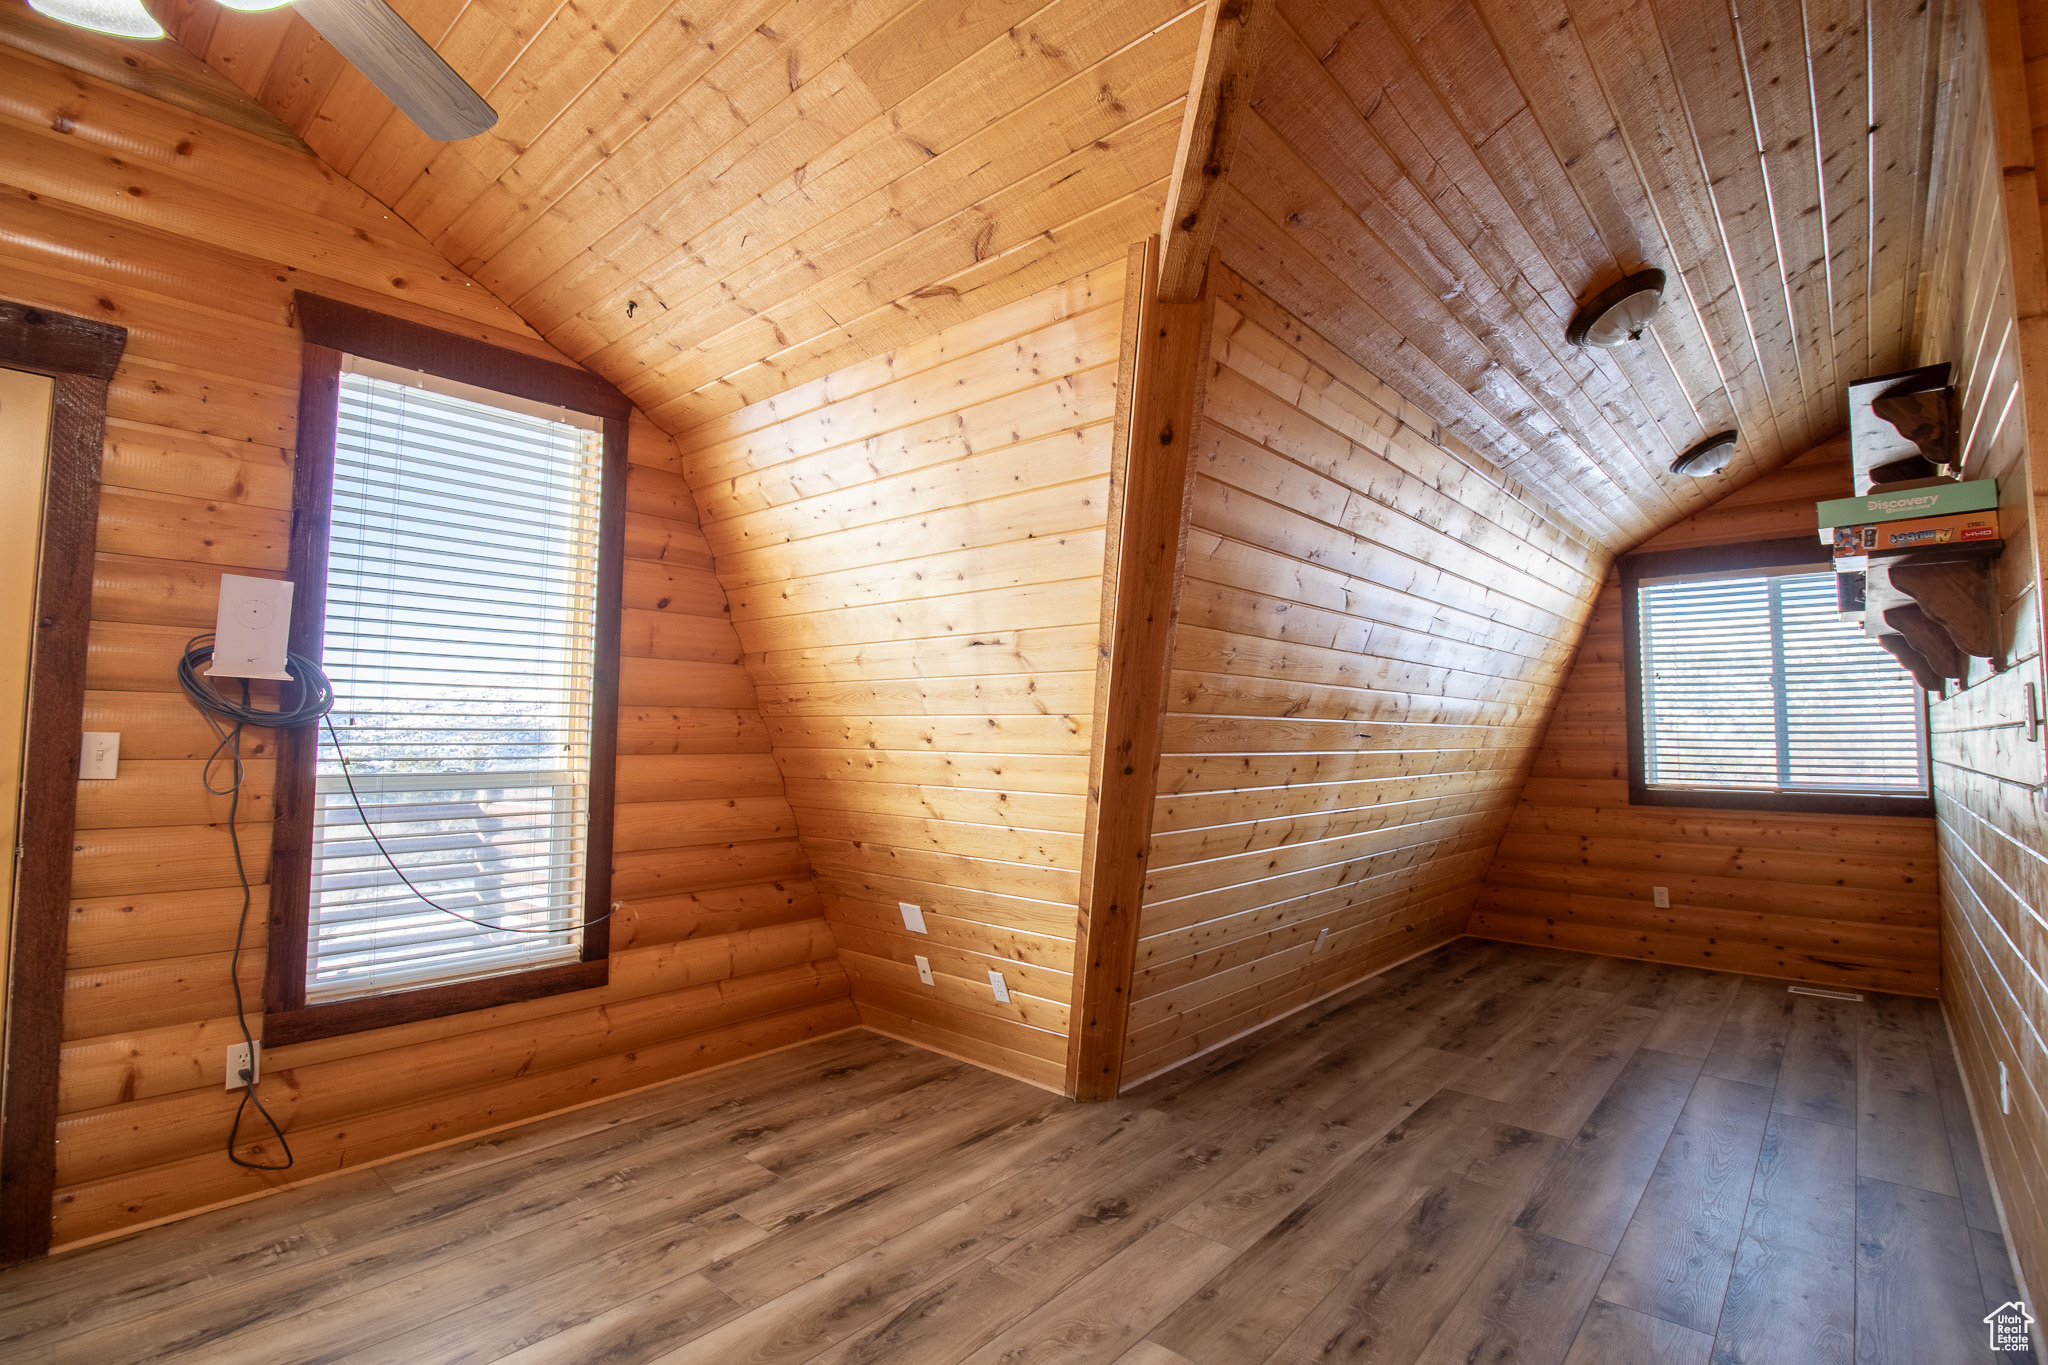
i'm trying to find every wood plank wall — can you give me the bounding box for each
[669,264,1130,1091]
[1470,447,1944,996]
[1119,265,1608,1084]
[0,43,854,1249]
[1916,0,2048,1312]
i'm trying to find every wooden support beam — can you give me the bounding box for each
[1067,239,1212,1100]
[1156,0,1272,304]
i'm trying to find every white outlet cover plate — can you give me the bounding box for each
[1652,886,1670,909]
[898,901,927,934]
[915,954,934,985]
[209,573,295,681]
[225,1041,260,1090]
[988,969,1010,1003]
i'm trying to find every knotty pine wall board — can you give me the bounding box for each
[1120,263,1609,1084]
[1471,443,1944,997]
[147,0,1203,436]
[0,42,854,1249]
[1913,0,2048,1317]
[669,262,1130,1092]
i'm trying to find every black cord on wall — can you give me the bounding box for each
[178,635,333,1172]
[177,632,620,1170]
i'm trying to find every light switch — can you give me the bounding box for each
[988,969,1010,1003]
[898,901,927,934]
[80,732,119,781]
[1313,927,1331,954]
[915,954,933,986]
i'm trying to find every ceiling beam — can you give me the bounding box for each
[1156,0,1271,304]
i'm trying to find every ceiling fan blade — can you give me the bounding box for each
[292,0,496,141]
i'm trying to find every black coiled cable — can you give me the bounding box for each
[177,633,620,1169]
[177,634,333,1171]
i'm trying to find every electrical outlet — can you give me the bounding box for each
[79,732,119,781]
[1313,927,1331,954]
[988,969,1010,1003]
[1652,886,1670,909]
[898,901,927,934]
[915,954,933,986]
[2002,1061,2012,1114]
[225,1041,260,1090]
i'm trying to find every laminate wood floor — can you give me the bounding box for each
[0,939,2031,1364]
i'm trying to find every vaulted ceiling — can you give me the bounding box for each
[114,0,1951,550]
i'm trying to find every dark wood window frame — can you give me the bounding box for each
[1621,536,1935,819]
[265,294,632,1049]
[0,299,128,1265]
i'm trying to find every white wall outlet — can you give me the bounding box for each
[1652,886,1671,909]
[225,1041,260,1090]
[79,731,119,781]
[915,954,933,986]
[898,901,927,934]
[2002,1061,2012,1114]
[1313,927,1331,954]
[988,969,1010,1003]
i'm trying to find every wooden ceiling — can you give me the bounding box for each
[139,0,1203,428]
[1218,0,1948,546]
[134,0,1950,549]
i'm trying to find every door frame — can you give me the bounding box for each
[0,300,126,1264]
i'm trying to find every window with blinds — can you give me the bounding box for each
[1636,567,1928,797]
[305,357,605,1004]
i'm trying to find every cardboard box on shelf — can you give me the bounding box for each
[1816,477,1996,529]
[1828,509,2000,557]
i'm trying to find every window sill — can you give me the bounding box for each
[262,957,609,1049]
[1628,784,1935,819]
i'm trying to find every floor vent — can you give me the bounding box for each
[1787,986,1864,1001]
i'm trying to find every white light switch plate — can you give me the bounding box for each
[1652,886,1670,909]
[225,1041,260,1090]
[1313,927,1331,954]
[898,901,927,934]
[915,954,933,986]
[988,970,1010,1003]
[80,732,119,781]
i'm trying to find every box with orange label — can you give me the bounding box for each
[1828,510,1999,557]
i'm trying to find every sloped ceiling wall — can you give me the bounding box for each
[1221,0,1947,549]
[98,0,1962,1089]
[140,0,1946,553]
[144,0,1203,428]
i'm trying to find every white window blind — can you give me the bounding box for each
[1638,569,1927,795]
[306,360,605,1003]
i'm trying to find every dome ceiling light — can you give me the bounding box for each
[1567,268,1667,348]
[26,0,163,38]
[1670,430,1741,478]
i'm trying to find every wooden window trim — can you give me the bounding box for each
[264,295,630,1049]
[0,299,128,1265]
[1620,537,1936,819]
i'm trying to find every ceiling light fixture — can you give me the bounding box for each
[26,0,162,38]
[1670,430,1741,478]
[29,0,498,141]
[1567,268,1667,348]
